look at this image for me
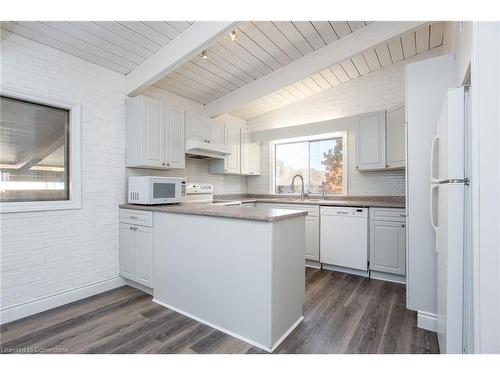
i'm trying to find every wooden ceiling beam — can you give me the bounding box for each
[205,21,428,117]
[125,21,239,96]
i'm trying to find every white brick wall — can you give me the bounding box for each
[0,31,248,311]
[246,47,446,196]
[0,30,128,309]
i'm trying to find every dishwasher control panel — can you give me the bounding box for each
[320,206,368,217]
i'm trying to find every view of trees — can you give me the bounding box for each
[321,140,344,194]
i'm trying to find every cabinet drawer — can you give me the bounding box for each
[259,203,319,217]
[369,207,406,222]
[120,209,153,227]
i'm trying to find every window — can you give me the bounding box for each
[273,132,347,195]
[0,88,81,212]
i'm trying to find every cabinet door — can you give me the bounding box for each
[164,108,185,169]
[241,132,252,174]
[185,111,207,142]
[369,220,406,275]
[356,110,386,170]
[224,126,241,174]
[386,105,405,169]
[250,143,261,175]
[141,97,164,167]
[207,119,225,147]
[305,216,320,261]
[119,223,136,281]
[134,226,154,288]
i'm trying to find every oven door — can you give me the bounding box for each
[149,179,183,204]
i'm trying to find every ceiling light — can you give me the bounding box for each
[201,50,208,59]
[230,30,237,41]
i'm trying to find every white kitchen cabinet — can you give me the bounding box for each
[209,125,241,174]
[386,105,406,169]
[241,132,261,175]
[119,209,154,288]
[186,111,225,146]
[126,95,185,170]
[305,216,320,261]
[369,207,406,280]
[207,118,225,147]
[164,108,185,169]
[185,111,206,142]
[257,203,319,261]
[370,220,406,275]
[356,110,387,170]
[119,223,136,281]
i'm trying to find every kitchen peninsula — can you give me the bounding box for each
[119,203,308,352]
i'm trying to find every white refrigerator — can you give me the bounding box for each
[430,86,472,354]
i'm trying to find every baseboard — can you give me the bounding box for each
[270,316,304,352]
[305,259,321,269]
[369,271,406,284]
[152,298,302,353]
[417,311,438,332]
[0,276,125,325]
[125,279,153,295]
[322,263,369,278]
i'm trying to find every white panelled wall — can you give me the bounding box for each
[246,47,446,196]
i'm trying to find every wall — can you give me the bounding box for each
[246,47,446,196]
[446,21,473,85]
[0,30,127,312]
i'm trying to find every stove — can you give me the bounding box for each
[185,184,242,206]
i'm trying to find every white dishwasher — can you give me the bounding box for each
[320,206,369,273]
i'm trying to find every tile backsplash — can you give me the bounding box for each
[126,158,247,195]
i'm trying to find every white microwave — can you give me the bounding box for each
[128,176,186,205]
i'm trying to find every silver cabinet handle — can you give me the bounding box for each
[401,224,405,228]
[162,162,165,166]
[166,163,170,167]
[399,214,406,217]
[129,215,138,219]
[130,226,137,231]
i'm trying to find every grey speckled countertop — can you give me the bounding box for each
[119,203,308,222]
[214,195,406,209]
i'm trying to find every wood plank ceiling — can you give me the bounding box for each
[228,22,446,120]
[0,21,193,74]
[1,21,446,121]
[154,21,374,105]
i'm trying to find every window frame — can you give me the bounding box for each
[270,131,348,196]
[0,86,82,213]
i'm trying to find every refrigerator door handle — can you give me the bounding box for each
[430,184,439,237]
[430,132,439,183]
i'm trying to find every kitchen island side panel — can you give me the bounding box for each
[153,212,273,348]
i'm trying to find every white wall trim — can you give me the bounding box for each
[0,85,82,213]
[0,276,125,325]
[417,311,438,332]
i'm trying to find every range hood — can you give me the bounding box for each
[185,139,231,159]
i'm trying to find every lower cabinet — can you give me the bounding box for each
[305,216,320,261]
[119,210,154,288]
[369,208,406,278]
[256,203,319,262]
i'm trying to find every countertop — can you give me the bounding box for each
[214,195,406,209]
[119,203,308,222]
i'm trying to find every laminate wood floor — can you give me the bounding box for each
[0,268,439,354]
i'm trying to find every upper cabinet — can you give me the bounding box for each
[126,95,185,170]
[185,111,225,146]
[356,110,387,171]
[209,125,241,175]
[241,132,261,176]
[355,106,405,171]
[386,105,406,169]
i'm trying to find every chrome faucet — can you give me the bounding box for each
[290,174,305,200]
